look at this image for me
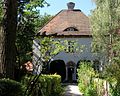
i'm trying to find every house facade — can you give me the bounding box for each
[33,2,104,82]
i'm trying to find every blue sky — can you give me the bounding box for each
[40,0,96,16]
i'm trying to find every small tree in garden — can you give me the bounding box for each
[38,37,66,73]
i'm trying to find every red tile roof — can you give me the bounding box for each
[38,9,91,36]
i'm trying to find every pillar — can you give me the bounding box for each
[100,60,103,71]
[73,66,77,81]
[65,66,68,81]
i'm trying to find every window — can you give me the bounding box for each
[93,60,100,71]
[64,41,75,53]
[68,41,74,52]
[64,27,78,31]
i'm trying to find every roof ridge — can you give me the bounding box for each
[37,9,91,36]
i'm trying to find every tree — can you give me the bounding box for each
[0,0,17,79]
[15,0,51,80]
[16,13,52,65]
[16,0,50,63]
[35,37,64,73]
[91,0,120,64]
[0,0,3,77]
[0,0,49,79]
[0,0,3,22]
[91,0,120,95]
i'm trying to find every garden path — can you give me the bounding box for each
[63,83,83,96]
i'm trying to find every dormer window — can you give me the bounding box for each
[64,27,78,31]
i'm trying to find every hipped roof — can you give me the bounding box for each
[38,9,91,36]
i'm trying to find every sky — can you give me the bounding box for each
[40,0,96,16]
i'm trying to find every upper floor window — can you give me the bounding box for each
[64,41,75,53]
[93,60,100,71]
[64,27,78,31]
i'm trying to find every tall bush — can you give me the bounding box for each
[77,61,109,96]
[78,63,116,96]
[77,61,96,93]
[0,78,24,96]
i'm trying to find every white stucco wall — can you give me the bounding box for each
[33,36,104,67]
[50,37,102,65]
[32,39,42,74]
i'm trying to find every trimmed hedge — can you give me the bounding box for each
[0,78,24,96]
[22,74,63,96]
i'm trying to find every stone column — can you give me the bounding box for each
[65,66,68,81]
[73,66,77,81]
[100,60,103,71]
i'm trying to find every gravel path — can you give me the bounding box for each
[64,83,83,96]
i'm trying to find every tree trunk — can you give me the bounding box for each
[0,26,4,78]
[0,0,17,79]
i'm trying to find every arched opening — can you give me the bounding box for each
[50,60,66,81]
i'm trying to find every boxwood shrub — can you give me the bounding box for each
[22,74,63,96]
[0,78,24,96]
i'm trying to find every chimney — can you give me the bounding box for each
[67,2,75,10]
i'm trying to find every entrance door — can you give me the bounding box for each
[50,60,66,82]
[68,68,74,82]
